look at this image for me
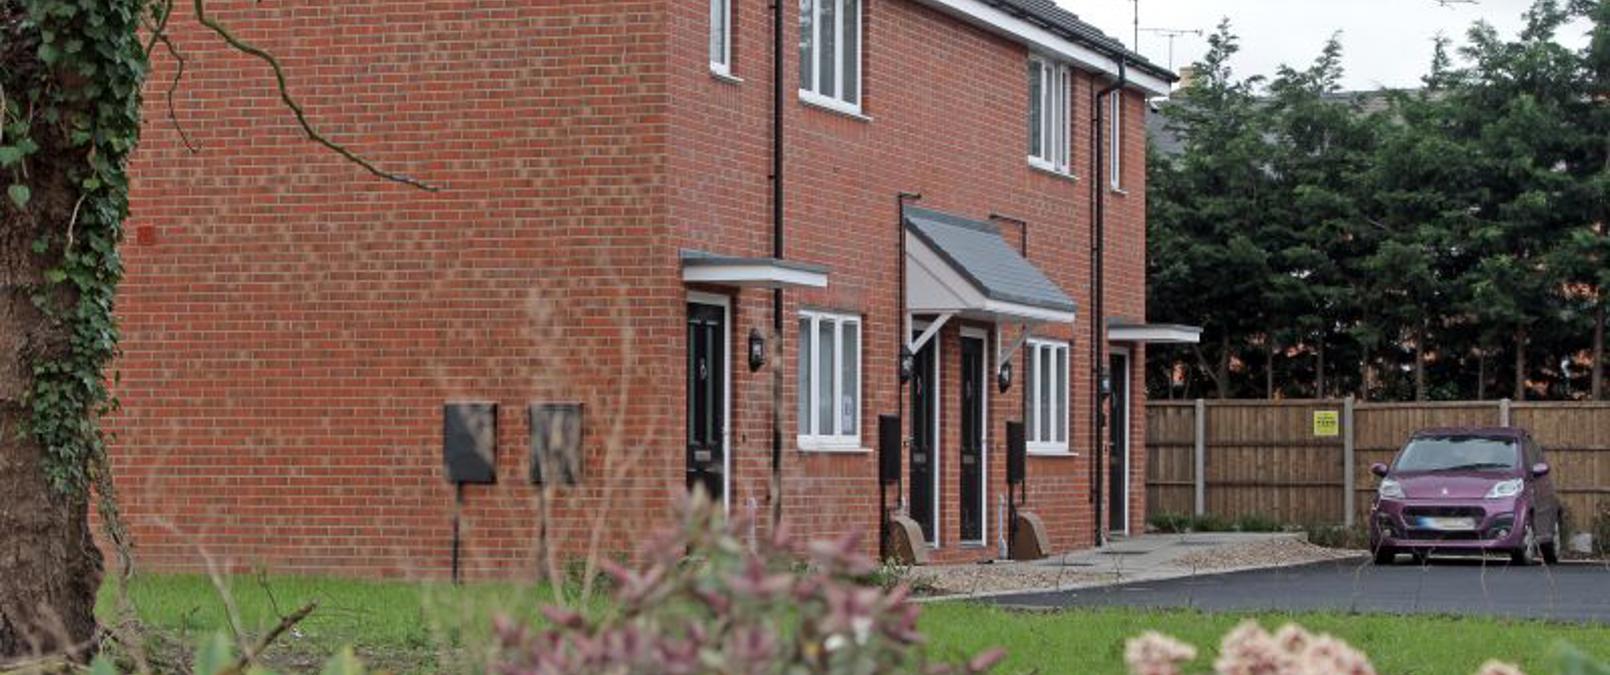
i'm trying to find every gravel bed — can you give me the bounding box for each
[912,536,1365,598]
[910,561,1120,597]
[1170,537,1361,571]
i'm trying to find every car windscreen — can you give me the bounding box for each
[1394,436,1519,473]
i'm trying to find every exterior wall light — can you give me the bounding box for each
[748,328,767,372]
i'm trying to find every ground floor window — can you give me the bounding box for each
[798,311,861,448]
[1025,339,1069,453]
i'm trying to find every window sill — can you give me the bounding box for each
[1108,185,1129,196]
[799,91,871,122]
[710,67,743,85]
[1028,159,1079,182]
[797,439,870,454]
[1027,448,1077,458]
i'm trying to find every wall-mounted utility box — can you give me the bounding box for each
[1006,420,1026,485]
[529,403,583,485]
[443,402,497,484]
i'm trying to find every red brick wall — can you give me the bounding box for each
[113,1,678,579]
[110,0,1156,578]
[663,0,1153,562]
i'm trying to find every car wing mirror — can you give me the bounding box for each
[1370,463,1389,478]
[1531,462,1550,478]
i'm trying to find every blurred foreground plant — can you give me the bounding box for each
[1125,620,1610,675]
[489,493,1003,675]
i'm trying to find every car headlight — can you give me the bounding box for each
[1486,478,1523,499]
[1378,478,1405,500]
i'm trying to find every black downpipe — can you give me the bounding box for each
[894,191,921,560]
[1091,59,1126,548]
[770,0,786,530]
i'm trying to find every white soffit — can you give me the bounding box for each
[914,0,1173,96]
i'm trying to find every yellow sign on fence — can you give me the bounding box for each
[1313,410,1340,437]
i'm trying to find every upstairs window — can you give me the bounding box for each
[710,0,732,75]
[1028,56,1071,174]
[799,0,862,113]
[1024,339,1069,453]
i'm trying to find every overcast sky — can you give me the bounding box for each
[1060,0,1594,91]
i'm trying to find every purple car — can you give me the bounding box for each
[1369,427,1563,565]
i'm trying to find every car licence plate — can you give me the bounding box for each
[1417,516,1476,531]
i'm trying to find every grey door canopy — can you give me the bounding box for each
[904,206,1077,325]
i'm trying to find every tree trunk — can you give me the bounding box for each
[1477,350,1488,401]
[1414,321,1427,402]
[1265,337,1276,400]
[1359,354,1371,402]
[1,179,102,660]
[1217,333,1231,400]
[1514,326,1527,401]
[1315,341,1326,399]
[1594,303,1605,401]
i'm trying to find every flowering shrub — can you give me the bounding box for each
[490,495,1004,674]
[1125,621,1531,675]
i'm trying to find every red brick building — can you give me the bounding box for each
[111,0,1196,578]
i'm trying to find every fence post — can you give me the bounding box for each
[1343,396,1356,528]
[1193,398,1206,516]
[1499,398,1511,427]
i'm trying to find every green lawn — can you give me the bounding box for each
[97,574,569,672]
[920,603,1610,675]
[99,575,1610,674]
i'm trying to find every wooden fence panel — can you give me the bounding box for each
[1146,402,1197,518]
[1204,401,1346,525]
[1147,399,1610,533]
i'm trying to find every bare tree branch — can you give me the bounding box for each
[192,0,439,191]
[228,602,317,672]
[149,29,199,154]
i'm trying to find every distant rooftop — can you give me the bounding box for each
[1147,89,1414,157]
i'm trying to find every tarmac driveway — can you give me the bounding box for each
[990,557,1610,622]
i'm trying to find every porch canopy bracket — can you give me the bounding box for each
[907,312,954,353]
[903,206,1077,354]
[995,322,1041,373]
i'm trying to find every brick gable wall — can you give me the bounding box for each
[108,0,1153,577]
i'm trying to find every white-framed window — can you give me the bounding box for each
[798,311,862,449]
[1028,56,1071,174]
[710,0,732,75]
[1024,339,1069,453]
[1109,92,1123,189]
[799,0,861,113]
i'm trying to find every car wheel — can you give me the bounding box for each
[1373,547,1396,565]
[1511,521,1538,566]
[1541,516,1561,565]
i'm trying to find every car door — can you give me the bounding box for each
[1528,437,1560,529]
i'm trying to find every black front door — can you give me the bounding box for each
[1108,352,1130,533]
[687,302,726,503]
[909,339,937,543]
[960,336,986,543]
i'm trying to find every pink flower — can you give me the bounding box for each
[1297,634,1376,675]
[1473,661,1526,675]
[1125,631,1198,675]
